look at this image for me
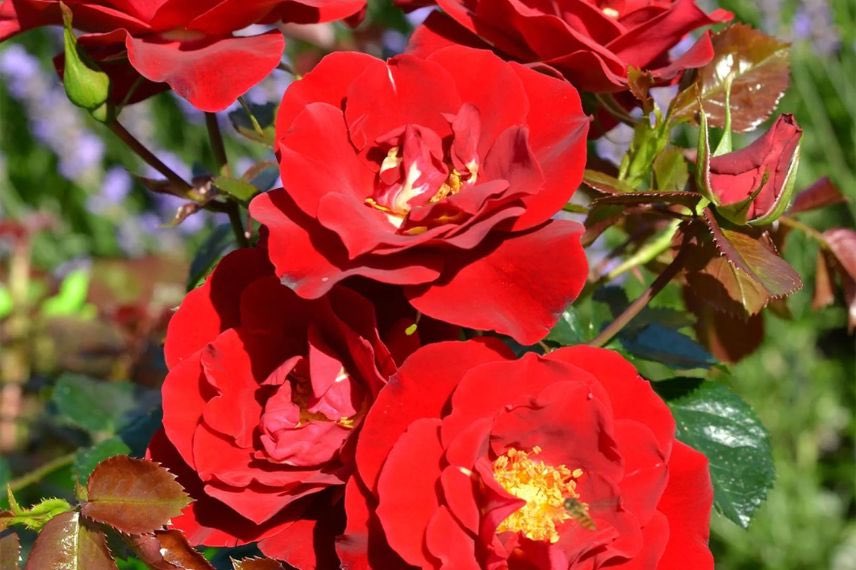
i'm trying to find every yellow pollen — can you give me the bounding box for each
[493,447,585,543]
[430,169,464,203]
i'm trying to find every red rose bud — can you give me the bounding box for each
[408,0,731,93]
[2,0,366,111]
[698,113,802,225]
[340,341,714,569]
[250,46,590,345]
[147,247,403,566]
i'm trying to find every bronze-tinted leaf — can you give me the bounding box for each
[627,66,655,114]
[132,530,213,570]
[813,251,836,310]
[824,228,856,331]
[82,457,190,535]
[232,558,285,570]
[24,512,116,570]
[684,285,764,363]
[789,177,846,214]
[671,24,790,132]
[0,532,20,570]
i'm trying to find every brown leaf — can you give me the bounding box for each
[824,228,856,331]
[789,177,846,214]
[132,530,213,570]
[24,512,116,570]
[813,251,836,310]
[82,457,191,535]
[627,66,655,114]
[232,558,286,570]
[671,24,790,132]
[684,285,764,363]
[0,532,20,570]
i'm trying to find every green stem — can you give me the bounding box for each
[589,236,689,348]
[779,215,829,249]
[109,121,191,190]
[604,219,680,282]
[8,453,76,493]
[227,203,250,248]
[237,96,268,139]
[595,93,638,126]
[205,112,231,177]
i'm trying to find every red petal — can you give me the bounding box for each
[125,31,284,111]
[425,506,480,569]
[407,220,587,345]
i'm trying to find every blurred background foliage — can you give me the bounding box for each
[0,0,853,568]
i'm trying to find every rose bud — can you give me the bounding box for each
[697,113,802,226]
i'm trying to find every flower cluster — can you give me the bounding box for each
[22,0,759,566]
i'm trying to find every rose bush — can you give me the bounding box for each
[340,340,714,569]
[0,0,365,110]
[146,246,401,565]
[408,0,731,93]
[250,45,590,345]
[698,114,802,226]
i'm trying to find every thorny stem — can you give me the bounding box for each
[588,235,690,348]
[8,452,76,493]
[108,120,191,190]
[227,203,250,248]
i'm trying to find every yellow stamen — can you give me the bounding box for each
[493,447,586,543]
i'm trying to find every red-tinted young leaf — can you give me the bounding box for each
[824,228,856,331]
[671,24,790,132]
[684,285,764,363]
[232,558,286,570]
[0,532,20,570]
[789,177,846,214]
[24,512,116,570]
[704,211,802,306]
[813,251,836,310]
[627,66,655,114]
[132,530,213,570]
[82,457,190,535]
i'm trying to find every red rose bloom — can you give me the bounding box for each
[699,114,802,226]
[408,0,731,93]
[340,341,714,569]
[147,246,399,564]
[250,45,589,345]
[0,0,365,111]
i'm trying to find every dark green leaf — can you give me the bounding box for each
[24,512,116,570]
[74,438,131,484]
[228,102,276,145]
[657,378,775,528]
[213,176,258,203]
[52,374,137,436]
[187,224,238,290]
[620,324,716,369]
[82,457,190,534]
[116,406,163,458]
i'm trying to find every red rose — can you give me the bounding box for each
[249,45,589,345]
[147,246,399,565]
[340,341,714,569]
[408,0,731,93]
[699,114,802,226]
[0,0,364,111]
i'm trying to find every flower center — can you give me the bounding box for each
[365,105,481,230]
[493,447,586,543]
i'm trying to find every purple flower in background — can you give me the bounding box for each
[790,0,840,56]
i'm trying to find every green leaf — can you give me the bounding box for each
[670,24,790,133]
[653,147,689,191]
[582,170,635,194]
[548,308,592,345]
[41,268,94,318]
[213,176,258,203]
[52,374,137,436]
[620,324,716,369]
[656,378,775,528]
[1,494,73,531]
[25,511,117,570]
[0,532,20,570]
[186,223,238,290]
[228,102,276,145]
[74,437,132,484]
[82,457,191,534]
[60,4,112,121]
[0,286,11,319]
